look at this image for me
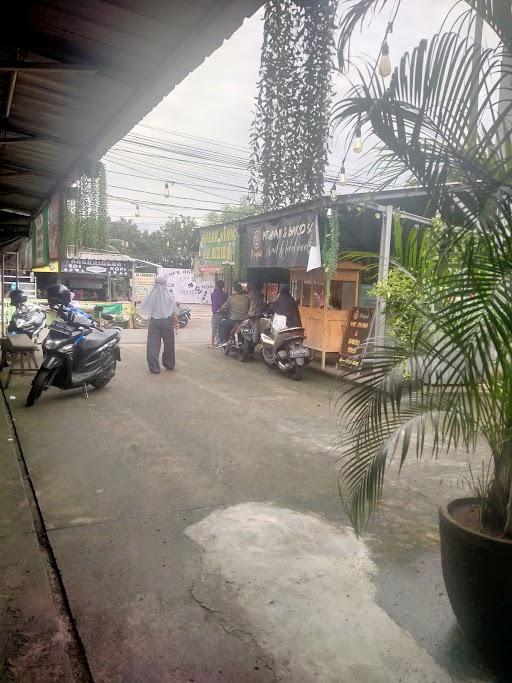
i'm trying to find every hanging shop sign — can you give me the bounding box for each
[61,258,131,276]
[32,207,49,268]
[199,225,236,263]
[33,260,59,273]
[339,307,375,369]
[158,268,214,304]
[245,210,319,269]
[48,192,61,260]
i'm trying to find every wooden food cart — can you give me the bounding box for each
[290,260,362,369]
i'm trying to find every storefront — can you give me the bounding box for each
[196,224,238,292]
[241,207,364,367]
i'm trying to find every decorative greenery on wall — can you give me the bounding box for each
[62,160,109,255]
[322,209,340,303]
[249,0,336,209]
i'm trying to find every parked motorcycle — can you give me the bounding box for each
[220,317,254,362]
[26,284,121,406]
[259,314,311,380]
[8,289,46,343]
[177,305,191,328]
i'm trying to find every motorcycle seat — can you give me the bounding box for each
[79,328,119,351]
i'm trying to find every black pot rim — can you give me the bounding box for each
[439,496,512,547]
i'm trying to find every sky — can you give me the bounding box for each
[104,1,496,231]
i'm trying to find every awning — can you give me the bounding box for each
[0,0,263,247]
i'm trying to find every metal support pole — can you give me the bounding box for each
[376,204,393,339]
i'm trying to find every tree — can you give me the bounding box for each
[249,0,337,209]
[332,4,512,536]
[105,217,199,267]
[201,198,264,227]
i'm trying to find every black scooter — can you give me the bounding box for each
[26,286,121,406]
[177,305,191,328]
[220,317,254,362]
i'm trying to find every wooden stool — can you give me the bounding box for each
[3,334,39,389]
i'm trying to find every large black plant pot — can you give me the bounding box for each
[439,498,512,655]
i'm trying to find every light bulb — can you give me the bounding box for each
[327,208,332,218]
[164,181,170,199]
[330,182,337,201]
[353,126,363,153]
[135,204,140,217]
[339,165,346,185]
[379,41,392,78]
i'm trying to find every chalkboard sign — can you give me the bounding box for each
[339,307,375,369]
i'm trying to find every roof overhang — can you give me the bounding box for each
[0,0,263,247]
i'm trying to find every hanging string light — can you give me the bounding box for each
[339,164,346,185]
[379,40,392,77]
[135,204,140,217]
[353,121,363,153]
[330,182,338,201]
[164,181,170,198]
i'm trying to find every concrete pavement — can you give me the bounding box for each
[1,314,499,681]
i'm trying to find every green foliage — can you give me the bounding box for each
[106,217,199,267]
[249,0,336,208]
[202,198,263,228]
[371,270,422,346]
[333,4,512,536]
[64,161,109,253]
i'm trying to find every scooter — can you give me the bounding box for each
[220,317,254,362]
[177,305,191,328]
[259,314,311,380]
[7,289,46,344]
[26,284,121,406]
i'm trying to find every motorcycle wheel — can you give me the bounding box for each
[90,362,116,389]
[179,317,189,328]
[292,364,304,381]
[222,344,229,356]
[26,368,53,407]
[239,338,251,363]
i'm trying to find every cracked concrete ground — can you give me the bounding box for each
[0,315,501,681]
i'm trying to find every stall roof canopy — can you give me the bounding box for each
[0,0,263,246]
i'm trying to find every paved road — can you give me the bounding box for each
[1,313,497,681]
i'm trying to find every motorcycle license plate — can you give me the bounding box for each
[289,348,308,358]
[49,320,75,335]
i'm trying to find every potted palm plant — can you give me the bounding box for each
[333,0,512,654]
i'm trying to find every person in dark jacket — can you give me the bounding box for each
[272,284,302,328]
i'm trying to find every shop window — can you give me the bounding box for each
[302,280,312,307]
[329,281,356,310]
[312,283,325,308]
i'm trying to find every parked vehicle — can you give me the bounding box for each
[177,305,191,328]
[220,317,254,362]
[26,285,121,406]
[259,314,311,380]
[7,289,46,343]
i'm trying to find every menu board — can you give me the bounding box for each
[339,307,375,369]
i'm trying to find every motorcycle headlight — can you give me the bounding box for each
[44,338,74,352]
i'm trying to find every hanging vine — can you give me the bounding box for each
[249,0,336,209]
[322,209,340,305]
[63,160,109,254]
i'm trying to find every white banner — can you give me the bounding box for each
[158,268,214,304]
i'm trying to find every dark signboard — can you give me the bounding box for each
[245,210,317,268]
[61,259,131,277]
[339,307,375,369]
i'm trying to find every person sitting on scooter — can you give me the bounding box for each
[272,284,302,328]
[218,283,250,344]
[247,281,265,344]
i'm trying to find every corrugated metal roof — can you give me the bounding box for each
[0,0,263,246]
